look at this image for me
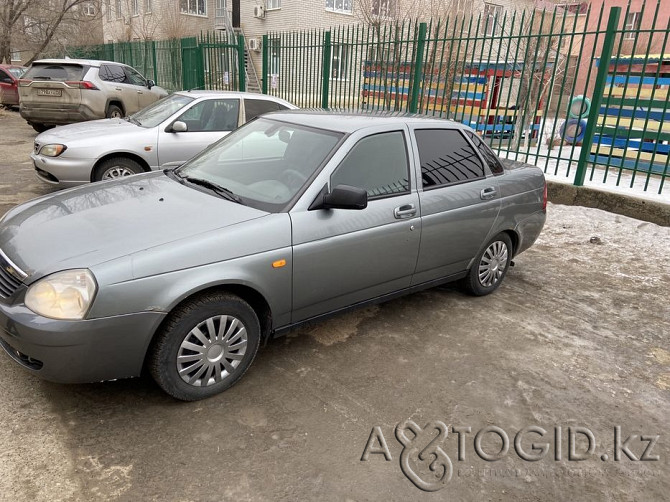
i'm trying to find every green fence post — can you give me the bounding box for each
[322,30,332,109]
[409,22,428,113]
[262,34,269,94]
[238,34,246,92]
[574,7,621,186]
[151,41,158,83]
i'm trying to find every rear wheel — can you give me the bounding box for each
[149,293,261,401]
[31,123,51,133]
[106,104,123,118]
[462,233,513,296]
[94,157,143,181]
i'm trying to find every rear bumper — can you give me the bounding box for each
[20,103,101,125]
[0,301,166,383]
[515,210,546,256]
[32,152,95,187]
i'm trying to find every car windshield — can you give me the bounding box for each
[7,67,24,78]
[175,118,343,212]
[130,93,194,128]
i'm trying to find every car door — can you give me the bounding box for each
[157,98,241,168]
[290,127,421,323]
[409,127,501,285]
[124,66,155,110]
[98,63,137,113]
[0,69,18,105]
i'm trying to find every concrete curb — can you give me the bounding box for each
[548,181,670,227]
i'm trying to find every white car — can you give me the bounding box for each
[32,91,296,186]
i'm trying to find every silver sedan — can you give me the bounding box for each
[31,90,296,187]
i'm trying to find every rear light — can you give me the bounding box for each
[64,81,98,90]
[18,79,31,86]
[542,180,548,212]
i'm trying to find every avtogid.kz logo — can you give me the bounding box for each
[361,421,660,492]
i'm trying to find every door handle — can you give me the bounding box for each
[394,204,416,219]
[480,187,497,200]
[137,90,143,94]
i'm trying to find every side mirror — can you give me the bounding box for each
[147,79,155,89]
[309,184,367,211]
[171,121,187,133]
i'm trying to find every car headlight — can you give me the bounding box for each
[39,144,67,157]
[25,269,97,320]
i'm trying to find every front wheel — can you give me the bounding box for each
[31,122,51,133]
[462,233,513,296]
[94,157,143,181]
[148,293,261,401]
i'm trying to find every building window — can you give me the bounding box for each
[180,0,207,16]
[483,3,503,36]
[331,44,349,80]
[106,0,112,21]
[557,2,588,15]
[326,0,352,14]
[267,0,281,10]
[131,0,139,16]
[11,50,21,62]
[83,3,96,15]
[371,0,395,18]
[115,0,122,19]
[146,0,152,12]
[624,12,641,40]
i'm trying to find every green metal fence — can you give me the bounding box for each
[265,0,670,195]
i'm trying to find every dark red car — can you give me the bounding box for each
[0,64,26,107]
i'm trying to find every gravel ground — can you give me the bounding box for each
[0,108,668,501]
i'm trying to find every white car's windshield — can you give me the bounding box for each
[130,94,194,128]
[175,118,343,212]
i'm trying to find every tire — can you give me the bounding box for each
[148,293,261,401]
[560,118,587,145]
[568,95,591,119]
[462,233,513,296]
[94,157,144,181]
[31,123,50,133]
[106,104,123,118]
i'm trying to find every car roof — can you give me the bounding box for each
[174,90,296,107]
[262,109,466,133]
[31,59,124,67]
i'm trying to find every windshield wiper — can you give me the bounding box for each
[181,176,243,204]
[34,76,52,80]
[125,116,141,125]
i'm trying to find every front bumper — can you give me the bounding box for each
[0,301,166,383]
[32,152,95,187]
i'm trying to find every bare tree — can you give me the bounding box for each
[0,0,35,63]
[2,0,103,64]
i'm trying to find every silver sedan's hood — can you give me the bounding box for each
[36,118,139,142]
[0,172,266,281]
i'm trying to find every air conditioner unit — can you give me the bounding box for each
[253,5,265,18]
[248,38,261,51]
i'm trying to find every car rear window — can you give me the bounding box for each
[23,63,87,82]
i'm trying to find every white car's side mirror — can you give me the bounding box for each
[172,121,188,133]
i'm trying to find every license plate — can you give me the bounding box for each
[37,89,62,97]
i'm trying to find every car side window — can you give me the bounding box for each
[177,99,240,132]
[415,129,485,189]
[99,64,127,83]
[124,66,147,86]
[465,130,504,175]
[0,70,12,84]
[244,99,286,121]
[330,131,410,199]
